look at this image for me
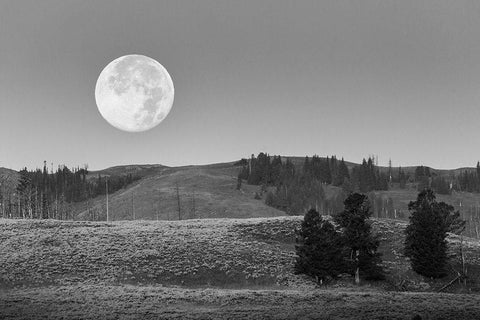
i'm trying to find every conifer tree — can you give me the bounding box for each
[334,193,384,282]
[295,209,344,283]
[404,189,465,278]
[338,158,350,182]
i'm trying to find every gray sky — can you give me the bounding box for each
[1,0,480,170]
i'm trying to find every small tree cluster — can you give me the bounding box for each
[295,193,384,284]
[350,158,389,192]
[456,164,480,192]
[1,161,141,220]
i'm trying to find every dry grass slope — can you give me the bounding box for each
[2,216,480,319]
[77,163,285,220]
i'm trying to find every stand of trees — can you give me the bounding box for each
[237,153,389,215]
[295,193,384,284]
[456,163,480,193]
[350,158,389,193]
[413,162,480,195]
[0,161,140,220]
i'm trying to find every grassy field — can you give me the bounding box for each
[5,160,480,240]
[1,216,480,319]
[76,163,285,221]
[78,161,480,239]
[2,285,480,320]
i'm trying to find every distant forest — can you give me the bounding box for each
[237,153,480,216]
[0,161,140,219]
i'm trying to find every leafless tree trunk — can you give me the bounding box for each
[176,182,181,220]
[460,235,467,286]
[191,189,196,219]
[106,178,109,222]
[157,192,161,221]
[355,250,360,285]
[40,193,43,219]
[55,191,58,220]
[131,191,135,220]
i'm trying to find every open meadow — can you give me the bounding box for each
[1,216,480,319]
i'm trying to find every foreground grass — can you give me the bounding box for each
[2,217,480,319]
[2,284,480,320]
[2,216,480,290]
[0,217,309,288]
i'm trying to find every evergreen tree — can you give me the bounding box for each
[431,176,450,195]
[334,193,384,282]
[404,189,465,278]
[476,161,480,191]
[398,167,407,189]
[295,209,344,283]
[338,158,350,183]
[236,175,242,190]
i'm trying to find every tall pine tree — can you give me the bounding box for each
[295,209,345,283]
[334,193,384,282]
[404,189,465,278]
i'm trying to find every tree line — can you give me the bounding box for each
[237,154,480,218]
[296,189,466,286]
[0,161,140,219]
[402,163,480,195]
[237,153,389,215]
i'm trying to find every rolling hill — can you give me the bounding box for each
[1,217,480,319]
[75,159,480,239]
[76,162,284,220]
[3,157,480,235]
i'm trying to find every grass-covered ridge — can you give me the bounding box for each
[2,216,480,319]
[0,217,309,289]
[2,216,480,292]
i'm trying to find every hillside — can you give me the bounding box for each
[1,217,480,319]
[76,162,284,220]
[2,216,479,290]
[4,158,480,230]
[75,159,480,224]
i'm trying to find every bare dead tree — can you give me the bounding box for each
[354,250,360,285]
[157,192,161,221]
[175,182,181,220]
[131,191,135,220]
[459,235,467,287]
[191,188,196,219]
[106,178,109,222]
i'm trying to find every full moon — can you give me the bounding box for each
[95,54,174,132]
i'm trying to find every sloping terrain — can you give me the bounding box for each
[1,216,480,319]
[77,162,285,220]
[0,217,307,289]
[5,159,480,225]
[1,217,480,290]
